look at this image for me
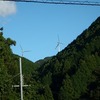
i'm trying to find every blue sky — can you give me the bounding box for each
[0,1,100,62]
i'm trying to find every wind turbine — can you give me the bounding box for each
[55,35,63,52]
[20,45,31,57]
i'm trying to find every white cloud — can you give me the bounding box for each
[0,1,16,17]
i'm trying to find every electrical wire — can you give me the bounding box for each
[2,0,100,6]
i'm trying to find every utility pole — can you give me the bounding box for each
[12,57,24,100]
[19,46,30,100]
[12,57,30,100]
[19,57,23,100]
[12,47,30,100]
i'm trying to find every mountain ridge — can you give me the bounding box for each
[37,16,100,100]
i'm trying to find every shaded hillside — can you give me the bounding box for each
[37,17,100,100]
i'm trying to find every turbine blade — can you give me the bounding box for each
[23,50,31,52]
[55,43,59,49]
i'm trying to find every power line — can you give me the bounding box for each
[2,0,100,6]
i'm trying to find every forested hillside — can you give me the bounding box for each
[37,17,100,100]
[0,32,38,99]
[0,16,100,100]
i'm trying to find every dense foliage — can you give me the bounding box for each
[37,17,100,100]
[0,32,39,99]
[0,16,100,100]
[0,32,18,99]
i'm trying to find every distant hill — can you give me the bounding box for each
[37,17,100,100]
[35,56,52,67]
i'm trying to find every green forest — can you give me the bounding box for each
[0,17,100,100]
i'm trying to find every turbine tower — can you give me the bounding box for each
[55,35,63,52]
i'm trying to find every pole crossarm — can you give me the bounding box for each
[2,0,100,6]
[12,84,31,87]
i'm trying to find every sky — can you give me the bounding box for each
[0,0,100,62]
